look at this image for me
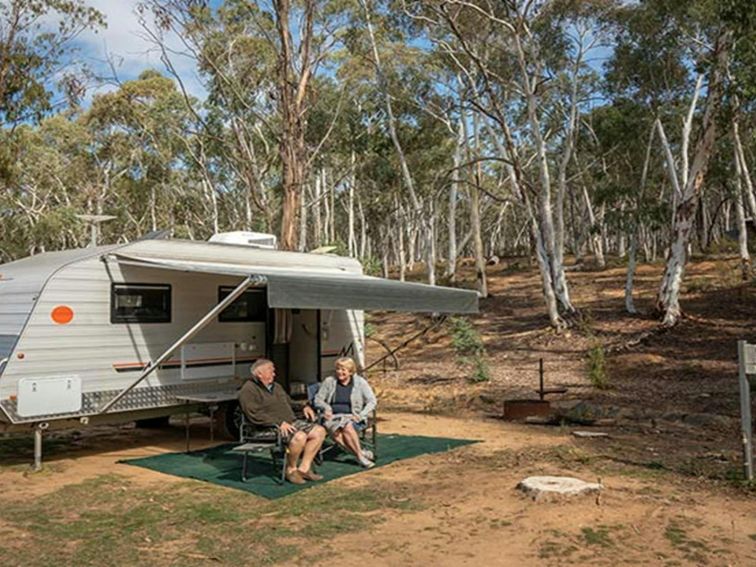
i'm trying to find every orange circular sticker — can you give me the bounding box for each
[51,305,74,325]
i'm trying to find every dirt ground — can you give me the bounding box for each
[0,255,754,566]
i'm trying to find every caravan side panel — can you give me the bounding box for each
[0,257,266,418]
[0,248,113,372]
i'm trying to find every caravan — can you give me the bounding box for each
[0,233,477,451]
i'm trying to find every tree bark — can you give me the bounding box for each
[470,111,487,297]
[274,0,314,251]
[734,127,751,280]
[446,119,463,282]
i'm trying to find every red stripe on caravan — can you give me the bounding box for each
[112,355,261,370]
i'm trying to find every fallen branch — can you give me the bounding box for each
[364,316,448,372]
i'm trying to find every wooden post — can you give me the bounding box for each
[737,340,754,481]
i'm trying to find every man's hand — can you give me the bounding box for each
[303,405,316,422]
[279,421,296,436]
[324,409,333,421]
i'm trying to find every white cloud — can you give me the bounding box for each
[72,1,206,102]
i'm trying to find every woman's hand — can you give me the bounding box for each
[352,413,361,423]
[324,409,333,421]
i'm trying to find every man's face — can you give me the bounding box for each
[255,362,276,386]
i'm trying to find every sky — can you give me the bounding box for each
[69,1,206,103]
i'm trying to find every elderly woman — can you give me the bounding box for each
[314,357,377,468]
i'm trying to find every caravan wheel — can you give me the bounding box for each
[219,401,243,439]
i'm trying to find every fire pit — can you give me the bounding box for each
[501,359,567,421]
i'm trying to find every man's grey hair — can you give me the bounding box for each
[250,358,273,378]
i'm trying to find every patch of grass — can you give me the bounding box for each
[664,518,711,564]
[581,526,614,547]
[723,467,756,492]
[0,474,423,567]
[538,539,578,559]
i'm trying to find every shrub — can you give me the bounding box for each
[449,317,490,382]
[364,322,376,339]
[587,344,609,389]
[361,256,382,276]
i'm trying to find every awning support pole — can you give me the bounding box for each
[98,275,256,414]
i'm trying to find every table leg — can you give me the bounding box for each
[185,409,190,452]
[209,404,217,442]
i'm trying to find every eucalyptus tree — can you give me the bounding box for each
[0,0,103,259]
[402,0,612,327]
[581,102,668,312]
[611,0,750,326]
[0,116,91,258]
[140,0,351,250]
[85,70,205,239]
[0,0,104,127]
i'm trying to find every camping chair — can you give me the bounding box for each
[231,414,287,484]
[307,382,378,463]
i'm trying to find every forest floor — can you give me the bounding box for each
[0,255,754,566]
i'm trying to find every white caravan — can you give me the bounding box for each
[0,235,477,445]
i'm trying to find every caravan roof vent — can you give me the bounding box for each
[209,231,278,250]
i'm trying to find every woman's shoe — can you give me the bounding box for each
[358,456,375,469]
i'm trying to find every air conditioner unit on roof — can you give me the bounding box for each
[209,231,278,249]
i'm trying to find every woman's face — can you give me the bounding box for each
[335,365,352,384]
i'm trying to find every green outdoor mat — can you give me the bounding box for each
[120,433,477,499]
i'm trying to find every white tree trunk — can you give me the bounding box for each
[328,169,335,243]
[470,111,487,297]
[657,32,731,326]
[427,204,437,285]
[314,171,322,247]
[397,201,407,281]
[681,74,704,188]
[446,119,463,282]
[407,225,417,270]
[625,229,638,314]
[358,195,367,259]
[348,151,356,256]
[322,169,330,244]
[483,118,562,325]
[582,185,605,267]
[733,109,756,218]
[734,134,751,280]
[361,0,420,211]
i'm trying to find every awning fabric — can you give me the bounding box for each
[110,253,478,314]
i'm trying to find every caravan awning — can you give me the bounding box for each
[109,253,478,314]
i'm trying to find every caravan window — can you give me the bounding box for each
[218,286,266,322]
[111,283,171,323]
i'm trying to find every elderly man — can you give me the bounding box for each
[238,358,326,484]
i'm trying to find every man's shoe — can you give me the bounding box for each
[361,449,374,461]
[299,469,323,481]
[285,470,306,484]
